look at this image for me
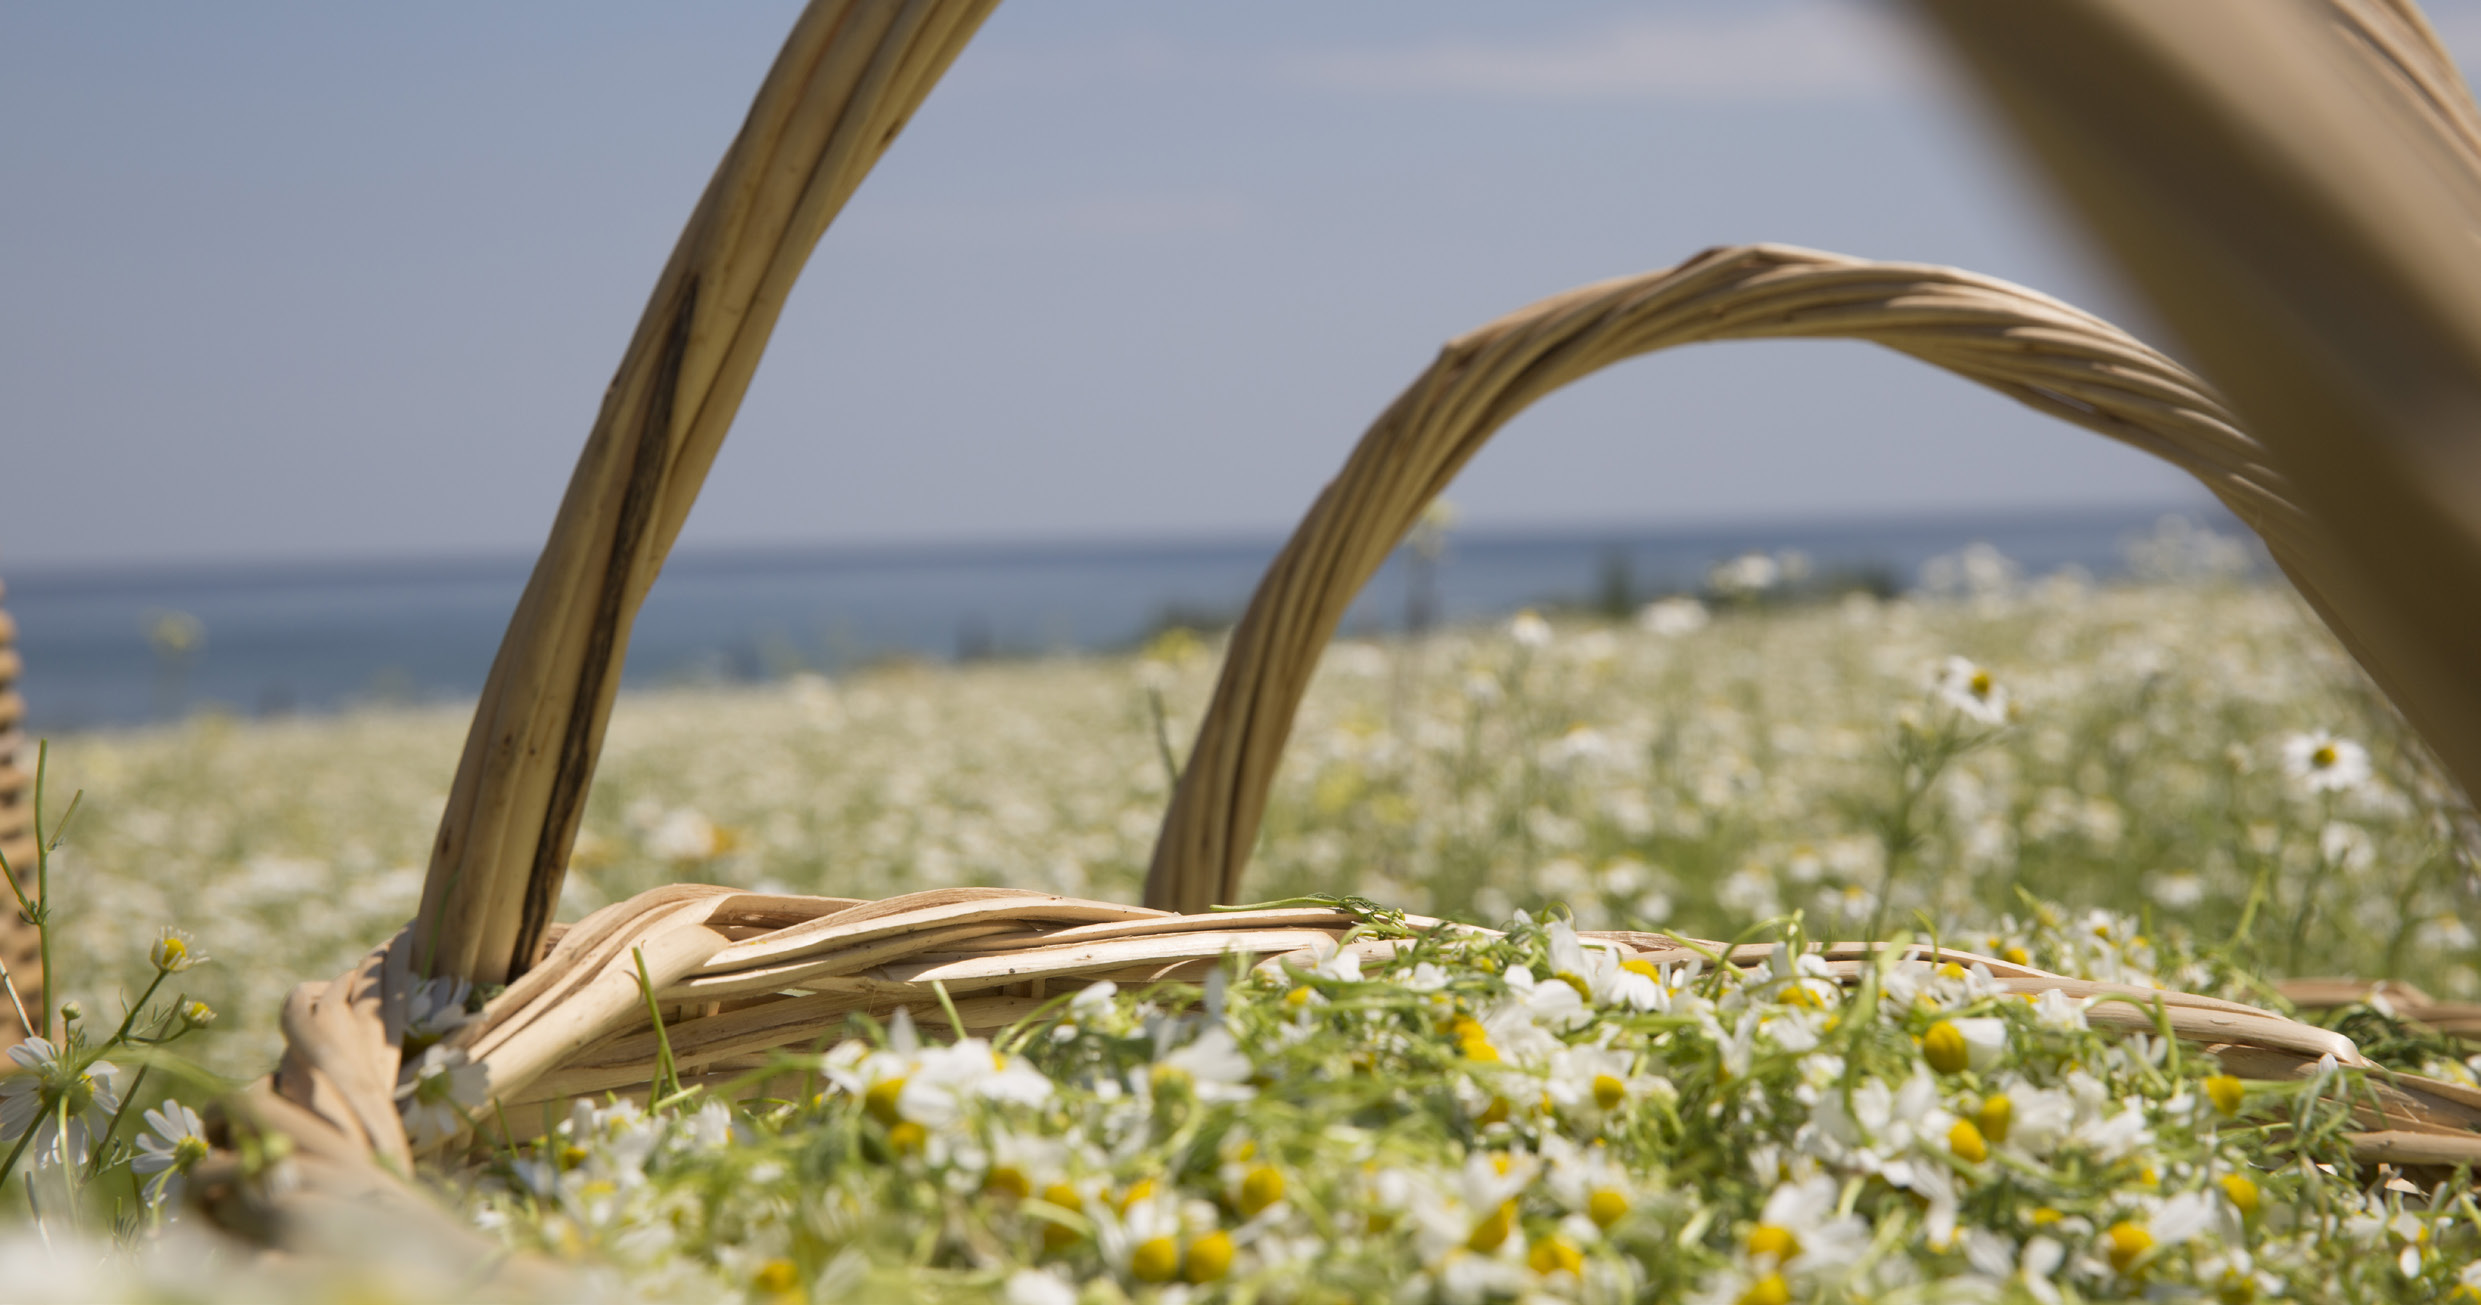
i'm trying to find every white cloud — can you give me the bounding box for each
[1290,2,1937,103]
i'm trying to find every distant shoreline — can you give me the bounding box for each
[5,501,2250,732]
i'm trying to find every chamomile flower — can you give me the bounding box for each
[1931,655,2011,724]
[402,974,473,1049]
[2282,730,2371,793]
[132,1100,210,1203]
[0,1038,120,1168]
[148,929,204,974]
[395,1044,488,1148]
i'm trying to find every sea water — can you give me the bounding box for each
[3,503,2244,731]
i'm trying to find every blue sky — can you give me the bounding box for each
[11,1,2478,567]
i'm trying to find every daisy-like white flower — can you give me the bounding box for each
[1407,1151,1538,1267]
[1153,1027,1255,1104]
[2282,730,2371,794]
[1538,1135,1635,1231]
[148,929,205,974]
[1637,596,1709,637]
[1545,923,1661,1011]
[1930,656,2010,725]
[1004,1269,1078,1305]
[1310,940,1364,982]
[1743,1173,1870,1279]
[1096,1188,1187,1285]
[0,1037,120,1168]
[898,1037,1053,1127]
[395,1044,488,1148]
[131,1100,210,1203]
[1543,1042,1643,1115]
[1507,610,1552,649]
[401,975,472,1050]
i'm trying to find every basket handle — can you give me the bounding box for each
[413,0,1000,986]
[1144,243,2362,914]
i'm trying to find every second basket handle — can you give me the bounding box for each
[1143,243,2353,914]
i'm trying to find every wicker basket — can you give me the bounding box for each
[177,0,2481,1260]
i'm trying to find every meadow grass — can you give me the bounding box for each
[7,556,2480,1300]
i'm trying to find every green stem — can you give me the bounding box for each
[31,742,50,1042]
[631,947,681,1102]
[86,1063,149,1183]
[1145,686,1181,791]
[105,971,167,1051]
[930,980,966,1044]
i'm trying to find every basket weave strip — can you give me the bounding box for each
[249,884,2481,1183]
[2279,978,2481,1038]
[1142,242,2340,917]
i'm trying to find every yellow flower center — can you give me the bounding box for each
[1592,1074,1627,1111]
[1117,1177,1157,1213]
[1039,1182,1083,1251]
[1130,1236,1180,1283]
[2312,744,2338,769]
[887,1121,926,1157]
[1183,1230,1235,1283]
[1587,1187,1630,1229]
[1747,1223,1800,1261]
[2218,1173,2260,1221]
[1736,1272,1792,1305]
[1921,1021,1969,1075]
[1467,1199,1517,1252]
[1977,1094,2012,1143]
[2205,1073,2246,1117]
[1527,1234,1585,1276]
[1948,1117,1988,1164]
[985,1165,1031,1200]
[1240,1165,1285,1216]
[1621,958,1660,979]
[864,1076,906,1125]
[2106,1221,2153,1274]
[751,1259,800,1294]
[1555,972,1593,1001]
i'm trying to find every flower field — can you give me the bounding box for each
[7,545,2481,1300]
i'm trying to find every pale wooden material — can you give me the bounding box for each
[1142,244,2337,916]
[413,0,1002,990]
[0,581,37,1049]
[1911,0,2481,872]
[262,885,2481,1177]
[2280,977,2481,1038]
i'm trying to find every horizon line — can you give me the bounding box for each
[4,496,2229,593]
